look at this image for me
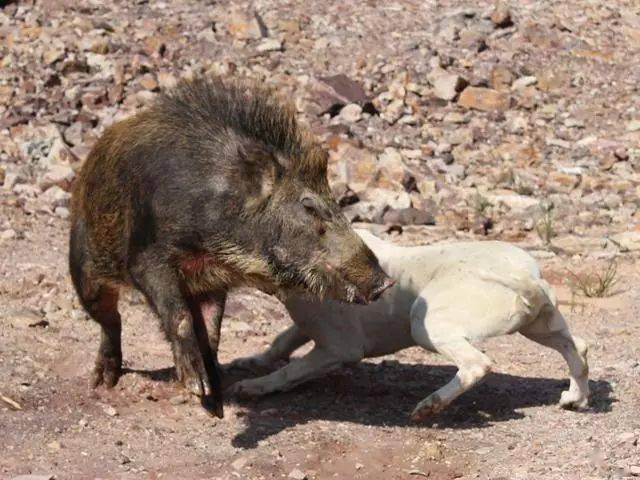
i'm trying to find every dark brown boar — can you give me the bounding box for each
[69,77,393,418]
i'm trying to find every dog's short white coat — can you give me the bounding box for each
[229,229,590,419]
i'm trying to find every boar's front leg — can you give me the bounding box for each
[129,259,224,418]
[185,291,226,417]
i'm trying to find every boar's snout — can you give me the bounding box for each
[368,276,396,302]
[353,269,394,304]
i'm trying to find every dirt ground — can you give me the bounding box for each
[2,0,640,478]
[1,207,639,480]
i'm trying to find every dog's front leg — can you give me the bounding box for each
[225,325,310,375]
[228,347,344,397]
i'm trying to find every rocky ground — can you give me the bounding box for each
[1,0,639,479]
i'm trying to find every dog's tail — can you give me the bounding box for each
[478,270,553,319]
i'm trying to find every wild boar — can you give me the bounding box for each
[69,77,393,418]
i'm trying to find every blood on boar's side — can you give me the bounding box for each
[69,76,394,418]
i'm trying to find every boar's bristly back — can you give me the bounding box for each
[152,77,328,182]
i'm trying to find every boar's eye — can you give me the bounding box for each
[301,195,330,222]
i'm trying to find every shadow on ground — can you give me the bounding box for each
[122,361,613,449]
[220,360,614,448]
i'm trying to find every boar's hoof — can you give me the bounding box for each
[174,343,224,418]
[91,357,122,389]
[175,355,211,397]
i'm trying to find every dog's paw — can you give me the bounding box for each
[410,395,445,422]
[227,379,268,399]
[559,390,589,410]
[225,356,275,376]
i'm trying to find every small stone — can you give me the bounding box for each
[256,38,282,53]
[511,76,537,90]
[55,207,70,219]
[142,36,166,57]
[443,112,468,124]
[47,440,62,451]
[231,457,248,470]
[337,103,362,123]
[3,171,26,190]
[382,99,405,124]
[11,475,55,480]
[491,3,513,28]
[227,9,266,40]
[629,465,640,476]
[445,128,474,146]
[46,138,77,167]
[39,164,75,191]
[139,74,159,91]
[490,66,514,90]
[547,138,572,149]
[617,432,637,444]
[614,148,629,160]
[355,463,364,470]
[432,73,468,101]
[40,186,71,209]
[626,120,640,132]
[1,229,17,241]
[288,469,307,480]
[610,231,640,251]
[458,87,510,111]
[564,118,584,128]
[102,404,118,417]
[169,394,187,405]
[43,45,65,65]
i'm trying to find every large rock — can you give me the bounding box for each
[458,87,511,111]
[328,143,377,192]
[382,207,436,226]
[311,74,374,116]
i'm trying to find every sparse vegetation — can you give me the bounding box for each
[568,260,619,298]
[472,191,493,217]
[536,201,556,246]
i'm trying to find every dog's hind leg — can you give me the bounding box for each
[520,306,589,410]
[409,296,493,421]
[410,336,492,421]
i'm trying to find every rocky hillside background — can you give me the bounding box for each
[1,0,639,248]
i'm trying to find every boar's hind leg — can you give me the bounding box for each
[69,220,122,388]
[129,260,224,418]
[83,286,122,388]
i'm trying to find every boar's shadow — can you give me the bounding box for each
[225,361,613,449]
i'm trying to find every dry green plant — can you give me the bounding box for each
[567,260,619,298]
[472,192,492,217]
[536,201,556,246]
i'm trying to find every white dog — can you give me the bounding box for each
[228,229,590,420]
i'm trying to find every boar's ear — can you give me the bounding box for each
[237,143,285,209]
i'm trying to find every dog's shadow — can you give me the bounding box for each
[220,360,614,449]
